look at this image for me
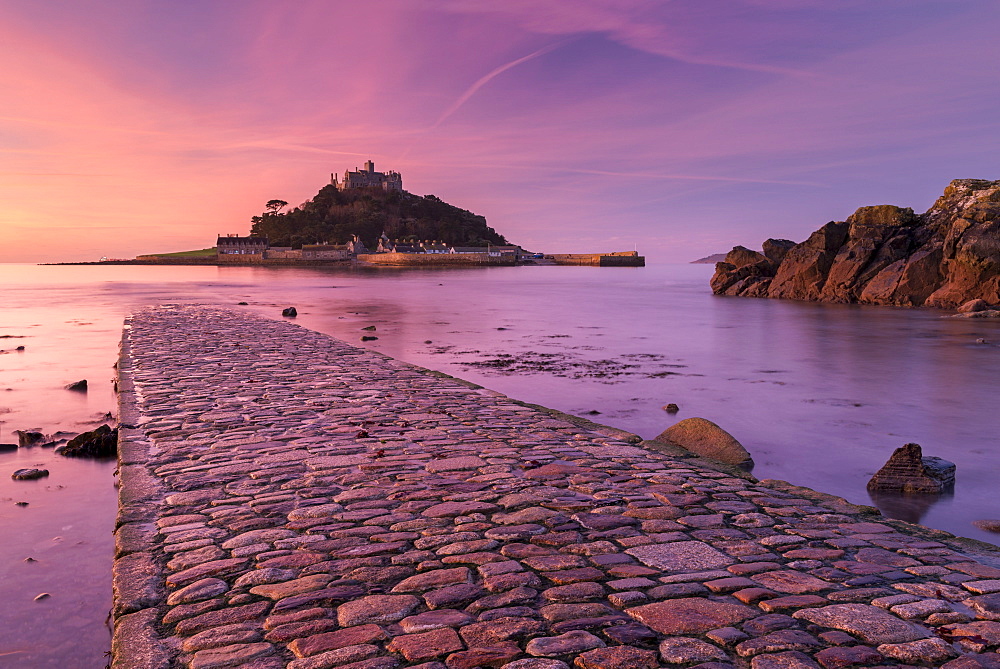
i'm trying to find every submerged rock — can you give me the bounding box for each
[712,179,1000,308]
[56,424,117,458]
[15,430,44,447]
[66,379,88,392]
[973,520,1000,534]
[663,403,680,414]
[12,468,49,480]
[653,417,754,470]
[281,307,297,317]
[867,443,955,494]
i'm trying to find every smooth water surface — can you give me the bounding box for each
[1,262,999,666]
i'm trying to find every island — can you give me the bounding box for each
[129,162,644,268]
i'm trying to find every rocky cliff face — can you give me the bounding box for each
[711,179,1000,308]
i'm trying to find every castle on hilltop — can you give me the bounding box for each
[332,160,403,192]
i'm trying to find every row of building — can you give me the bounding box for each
[215,234,526,261]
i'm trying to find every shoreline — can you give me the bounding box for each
[113,305,1000,668]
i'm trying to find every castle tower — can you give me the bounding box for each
[364,160,375,173]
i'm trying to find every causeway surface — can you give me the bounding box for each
[114,305,1000,669]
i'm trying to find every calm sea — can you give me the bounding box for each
[1,262,998,666]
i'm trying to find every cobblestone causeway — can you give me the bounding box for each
[113,305,1000,669]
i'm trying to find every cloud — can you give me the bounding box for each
[432,41,570,129]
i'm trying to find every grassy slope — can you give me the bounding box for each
[145,248,217,258]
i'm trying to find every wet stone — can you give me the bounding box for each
[337,594,421,626]
[445,641,521,669]
[574,646,659,669]
[627,597,757,634]
[287,624,388,658]
[188,642,275,669]
[876,637,958,663]
[401,609,474,633]
[748,650,821,668]
[658,637,730,664]
[625,541,733,572]
[792,604,931,644]
[387,627,464,662]
[525,630,605,657]
[751,571,834,595]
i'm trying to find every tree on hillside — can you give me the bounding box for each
[265,199,288,215]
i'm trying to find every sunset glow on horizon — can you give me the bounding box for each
[3,0,999,263]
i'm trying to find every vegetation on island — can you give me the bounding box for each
[143,248,217,258]
[249,185,509,249]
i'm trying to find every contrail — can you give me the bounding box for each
[432,41,568,129]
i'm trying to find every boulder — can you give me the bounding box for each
[56,424,118,458]
[12,468,49,481]
[281,307,297,317]
[958,299,991,313]
[0,443,17,451]
[654,417,754,470]
[15,430,44,447]
[973,520,1000,534]
[867,443,955,494]
[66,379,87,392]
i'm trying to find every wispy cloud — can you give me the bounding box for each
[432,41,570,129]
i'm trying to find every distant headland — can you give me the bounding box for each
[98,163,643,268]
[711,179,1000,309]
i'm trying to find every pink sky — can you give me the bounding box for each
[2,0,999,262]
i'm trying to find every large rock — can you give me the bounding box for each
[654,417,754,469]
[15,430,44,447]
[711,179,1000,309]
[56,424,118,458]
[768,221,849,300]
[867,443,955,494]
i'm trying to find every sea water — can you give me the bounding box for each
[1,262,998,666]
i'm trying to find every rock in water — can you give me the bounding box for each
[711,179,1000,308]
[281,307,297,317]
[867,443,955,494]
[56,424,117,458]
[654,417,754,470]
[66,379,88,392]
[12,468,49,480]
[958,299,991,313]
[15,430,44,447]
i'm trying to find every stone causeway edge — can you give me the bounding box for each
[111,304,1000,669]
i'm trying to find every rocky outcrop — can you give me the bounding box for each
[712,179,1000,308]
[653,417,754,470]
[56,424,118,457]
[867,443,955,494]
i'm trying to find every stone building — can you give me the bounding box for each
[332,160,403,192]
[216,235,268,255]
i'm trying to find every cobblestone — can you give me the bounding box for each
[112,306,1000,668]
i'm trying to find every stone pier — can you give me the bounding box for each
[114,306,1000,669]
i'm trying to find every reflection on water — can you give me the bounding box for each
[868,489,955,525]
[1,261,1000,665]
